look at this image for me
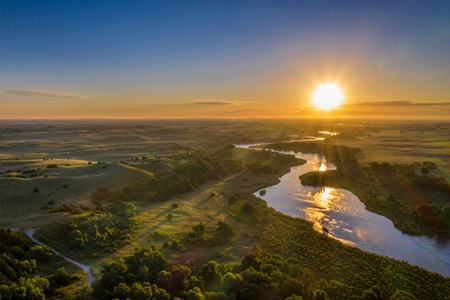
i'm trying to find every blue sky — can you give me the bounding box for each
[1,0,449,118]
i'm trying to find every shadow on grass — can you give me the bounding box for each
[148,218,172,232]
[194,194,216,208]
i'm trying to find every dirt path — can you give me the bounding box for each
[24,228,95,286]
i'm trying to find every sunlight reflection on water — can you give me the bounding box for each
[236,143,450,276]
[318,163,327,171]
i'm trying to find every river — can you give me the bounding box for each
[237,144,450,277]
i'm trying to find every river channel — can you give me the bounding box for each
[237,144,450,277]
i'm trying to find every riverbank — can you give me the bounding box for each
[237,142,450,277]
[300,165,450,236]
[265,141,450,236]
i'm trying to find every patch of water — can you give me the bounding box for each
[237,143,450,276]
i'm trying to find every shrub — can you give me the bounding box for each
[33,187,40,193]
[27,245,54,262]
[420,167,430,175]
[216,221,235,242]
[170,240,185,252]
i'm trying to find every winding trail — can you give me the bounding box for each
[24,228,95,286]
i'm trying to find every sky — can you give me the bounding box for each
[1,0,449,119]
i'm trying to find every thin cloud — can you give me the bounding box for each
[1,89,87,99]
[414,102,450,106]
[227,108,254,114]
[348,101,450,107]
[190,101,232,105]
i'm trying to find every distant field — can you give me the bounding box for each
[2,119,449,228]
[333,122,450,180]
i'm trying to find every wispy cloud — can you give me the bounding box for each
[226,108,254,114]
[190,101,232,105]
[349,101,450,107]
[413,102,450,106]
[0,89,87,99]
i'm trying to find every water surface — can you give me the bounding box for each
[238,144,450,276]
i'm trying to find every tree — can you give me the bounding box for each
[221,272,243,294]
[115,202,136,217]
[314,290,329,300]
[129,282,153,299]
[361,286,381,300]
[184,275,204,292]
[215,221,235,242]
[171,265,191,291]
[49,267,72,287]
[420,167,430,175]
[27,245,53,262]
[192,223,206,236]
[285,295,304,300]
[201,261,221,283]
[112,282,131,299]
[157,270,173,292]
[126,246,167,282]
[187,287,205,300]
[389,290,418,300]
[280,278,304,299]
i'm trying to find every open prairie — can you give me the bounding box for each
[332,120,450,181]
[2,119,449,229]
[0,118,309,231]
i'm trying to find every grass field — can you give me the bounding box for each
[331,121,450,180]
[1,119,449,299]
[29,146,305,275]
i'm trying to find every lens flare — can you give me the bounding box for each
[311,82,345,110]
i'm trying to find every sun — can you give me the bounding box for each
[311,82,345,110]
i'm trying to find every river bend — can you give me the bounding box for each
[237,144,450,276]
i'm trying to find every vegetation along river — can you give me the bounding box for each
[24,228,95,286]
[237,143,450,276]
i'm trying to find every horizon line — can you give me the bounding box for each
[2,116,450,121]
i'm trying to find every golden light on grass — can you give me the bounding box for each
[311,82,345,111]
